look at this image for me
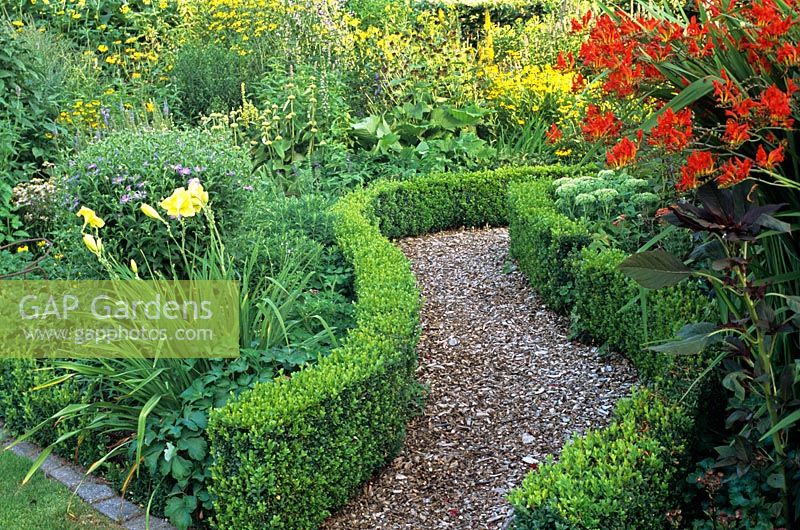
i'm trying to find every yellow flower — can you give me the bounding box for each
[130,259,138,274]
[140,203,164,222]
[82,233,103,256]
[187,179,209,208]
[159,188,200,218]
[76,206,105,229]
[98,44,109,53]
[11,20,24,28]
[120,4,130,14]
[145,101,155,113]
[16,245,28,253]
[37,240,46,248]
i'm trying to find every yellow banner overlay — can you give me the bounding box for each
[0,280,239,358]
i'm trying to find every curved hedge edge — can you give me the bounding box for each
[207,186,420,530]
[507,180,590,314]
[506,180,714,530]
[508,388,694,530]
[207,165,583,529]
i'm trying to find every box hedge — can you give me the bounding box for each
[506,179,714,530]
[507,180,590,314]
[572,247,712,381]
[508,388,693,530]
[207,165,578,529]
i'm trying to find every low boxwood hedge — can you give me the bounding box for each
[508,388,693,530]
[207,165,579,529]
[507,181,590,314]
[506,179,714,530]
[572,246,712,381]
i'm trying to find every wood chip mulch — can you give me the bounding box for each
[322,227,638,530]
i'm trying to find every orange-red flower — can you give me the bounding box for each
[546,123,563,144]
[648,108,693,152]
[717,157,753,187]
[606,136,638,168]
[777,43,800,66]
[678,151,716,191]
[555,51,575,71]
[581,105,622,142]
[713,70,741,107]
[757,84,794,127]
[723,119,750,147]
[755,144,785,169]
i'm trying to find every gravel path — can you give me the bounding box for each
[323,227,638,530]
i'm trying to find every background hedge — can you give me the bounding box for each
[206,165,578,529]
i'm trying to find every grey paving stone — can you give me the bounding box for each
[93,497,141,522]
[39,453,68,476]
[75,481,115,504]
[8,440,40,459]
[46,464,85,490]
[124,515,175,530]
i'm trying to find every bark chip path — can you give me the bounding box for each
[323,227,638,530]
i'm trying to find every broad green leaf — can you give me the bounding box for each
[618,250,692,289]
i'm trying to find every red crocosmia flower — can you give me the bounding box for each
[723,119,750,147]
[777,43,799,66]
[555,51,575,71]
[713,70,741,107]
[571,10,592,32]
[717,157,753,187]
[755,144,785,169]
[678,151,716,191]
[726,98,757,121]
[645,41,673,63]
[648,108,693,152]
[758,84,794,127]
[581,105,622,142]
[571,72,586,93]
[546,123,563,144]
[606,136,638,168]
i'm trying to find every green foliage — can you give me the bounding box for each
[172,42,250,122]
[509,388,693,530]
[53,128,251,277]
[0,23,66,182]
[507,179,591,314]
[688,458,786,529]
[350,99,496,174]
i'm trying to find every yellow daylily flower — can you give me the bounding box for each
[82,233,103,256]
[187,179,209,208]
[130,259,138,274]
[140,203,164,222]
[76,206,105,229]
[160,188,199,219]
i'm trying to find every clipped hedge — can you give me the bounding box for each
[207,165,579,529]
[509,388,692,530]
[506,178,714,529]
[508,180,590,314]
